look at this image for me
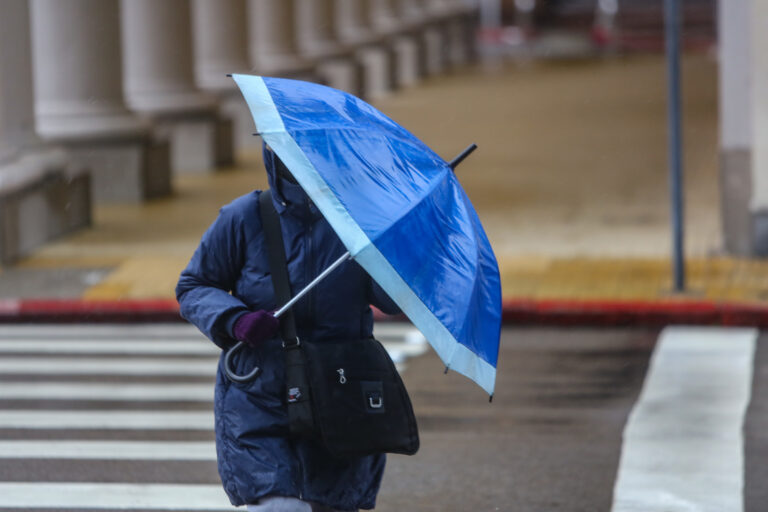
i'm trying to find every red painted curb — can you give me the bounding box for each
[0,298,767,326]
[502,298,768,327]
[0,299,182,324]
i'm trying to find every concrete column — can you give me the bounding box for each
[30,0,169,203]
[296,0,364,96]
[748,0,768,255]
[1,0,90,263]
[445,0,481,66]
[192,0,250,92]
[337,0,376,44]
[369,0,424,87]
[121,0,233,173]
[335,0,396,98]
[0,0,37,165]
[424,0,463,72]
[396,0,447,76]
[247,0,317,80]
[718,0,768,256]
[719,0,752,255]
[191,0,258,152]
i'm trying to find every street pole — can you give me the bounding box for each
[664,0,685,292]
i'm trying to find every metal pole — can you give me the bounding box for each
[273,252,351,318]
[664,0,685,291]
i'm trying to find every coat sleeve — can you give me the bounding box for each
[176,200,251,349]
[368,279,401,315]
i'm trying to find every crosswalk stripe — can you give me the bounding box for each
[611,326,757,512]
[0,410,214,430]
[0,382,213,401]
[0,440,216,460]
[0,323,422,339]
[0,339,424,358]
[0,324,202,338]
[0,483,239,510]
[0,339,219,355]
[373,324,425,342]
[0,357,217,376]
[0,322,427,511]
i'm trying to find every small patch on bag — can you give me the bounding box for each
[288,387,302,403]
[361,381,386,413]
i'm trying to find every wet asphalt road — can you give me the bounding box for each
[377,327,655,512]
[0,326,765,511]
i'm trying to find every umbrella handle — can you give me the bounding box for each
[224,252,352,384]
[224,341,261,383]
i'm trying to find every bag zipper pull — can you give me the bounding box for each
[336,368,347,384]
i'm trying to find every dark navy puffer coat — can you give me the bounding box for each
[176,148,399,510]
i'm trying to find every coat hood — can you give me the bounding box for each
[262,143,315,218]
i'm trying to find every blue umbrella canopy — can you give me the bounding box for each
[232,75,501,396]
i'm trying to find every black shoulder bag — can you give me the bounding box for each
[258,190,419,459]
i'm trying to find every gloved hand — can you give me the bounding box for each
[233,310,280,347]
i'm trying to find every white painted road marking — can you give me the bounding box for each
[0,357,218,375]
[0,483,240,510]
[0,410,214,430]
[0,440,216,460]
[0,382,213,401]
[0,324,203,338]
[611,326,757,512]
[0,339,219,355]
[0,322,427,511]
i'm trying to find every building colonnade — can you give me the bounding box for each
[0,0,480,264]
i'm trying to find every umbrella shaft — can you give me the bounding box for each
[274,251,352,318]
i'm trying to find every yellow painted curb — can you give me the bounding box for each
[83,257,189,300]
[501,257,768,304]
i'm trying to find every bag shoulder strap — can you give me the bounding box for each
[258,190,299,343]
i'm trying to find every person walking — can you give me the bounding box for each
[176,144,400,512]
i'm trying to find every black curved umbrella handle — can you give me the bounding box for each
[224,341,261,383]
[223,252,351,386]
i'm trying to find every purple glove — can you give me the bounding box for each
[233,310,280,346]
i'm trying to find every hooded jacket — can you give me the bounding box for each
[176,146,400,510]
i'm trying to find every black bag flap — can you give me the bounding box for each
[302,338,420,458]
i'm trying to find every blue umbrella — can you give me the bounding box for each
[230,75,501,396]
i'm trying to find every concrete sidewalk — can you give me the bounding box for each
[4,54,764,323]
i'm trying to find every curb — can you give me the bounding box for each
[1,298,768,327]
[0,299,182,324]
[502,299,768,327]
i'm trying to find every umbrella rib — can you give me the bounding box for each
[367,168,453,246]
[258,126,446,166]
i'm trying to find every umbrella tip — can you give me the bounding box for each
[448,143,478,171]
[488,394,494,403]
[226,73,233,77]
[443,366,449,375]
